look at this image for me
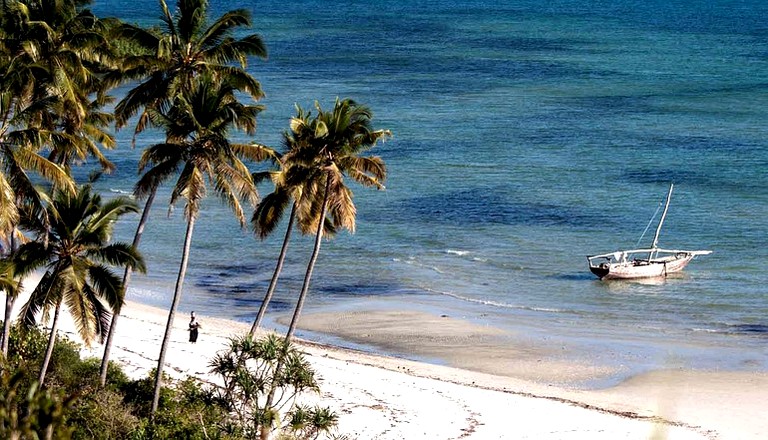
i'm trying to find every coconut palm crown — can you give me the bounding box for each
[283,98,389,237]
[12,184,145,385]
[111,0,267,138]
[15,185,146,345]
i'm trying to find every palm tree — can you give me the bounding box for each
[98,0,268,386]
[0,133,74,355]
[146,74,275,417]
[13,184,145,385]
[2,0,120,176]
[0,0,85,355]
[110,0,267,135]
[282,99,389,341]
[248,148,337,336]
[259,99,389,440]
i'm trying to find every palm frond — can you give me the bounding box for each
[134,158,180,200]
[13,241,51,278]
[13,147,75,194]
[88,196,139,232]
[339,156,387,188]
[87,263,125,313]
[232,142,279,163]
[20,269,60,327]
[0,174,19,233]
[86,242,146,273]
[63,278,97,346]
[252,190,291,239]
[172,164,206,219]
[327,174,357,233]
[211,167,247,226]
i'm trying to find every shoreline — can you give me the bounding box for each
[9,291,763,439]
[126,273,768,391]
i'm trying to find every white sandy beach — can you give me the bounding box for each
[3,288,760,440]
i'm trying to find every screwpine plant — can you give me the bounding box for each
[209,333,340,440]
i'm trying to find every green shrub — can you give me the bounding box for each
[0,364,76,439]
[68,388,141,440]
[2,327,346,439]
[7,323,48,364]
[209,333,340,440]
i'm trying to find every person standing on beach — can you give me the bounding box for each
[188,311,201,343]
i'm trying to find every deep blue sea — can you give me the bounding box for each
[87,0,768,382]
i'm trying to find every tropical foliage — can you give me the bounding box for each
[13,184,145,384]
[208,333,338,439]
[109,0,267,137]
[250,99,390,336]
[144,71,276,415]
[279,98,389,341]
[0,326,342,439]
[0,0,391,436]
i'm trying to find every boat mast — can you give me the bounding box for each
[649,183,674,259]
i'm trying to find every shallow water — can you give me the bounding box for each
[87,0,768,381]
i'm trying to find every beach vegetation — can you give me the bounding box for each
[253,99,389,439]
[0,363,76,439]
[0,0,387,437]
[1,324,83,439]
[0,0,84,356]
[1,324,344,439]
[248,148,338,335]
[208,333,340,440]
[2,0,120,177]
[12,184,145,385]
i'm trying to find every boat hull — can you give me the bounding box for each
[595,254,694,280]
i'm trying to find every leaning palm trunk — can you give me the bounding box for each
[285,176,329,341]
[38,301,62,386]
[99,187,157,386]
[249,202,297,337]
[259,178,330,440]
[151,215,195,417]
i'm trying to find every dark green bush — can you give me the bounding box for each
[1,326,346,439]
[0,369,76,439]
[68,388,141,440]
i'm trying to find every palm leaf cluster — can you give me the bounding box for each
[14,185,145,383]
[111,0,266,138]
[251,98,390,339]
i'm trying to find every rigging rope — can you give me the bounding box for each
[635,197,664,247]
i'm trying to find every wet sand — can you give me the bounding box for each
[285,309,618,385]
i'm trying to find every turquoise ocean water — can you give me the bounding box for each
[88,0,767,384]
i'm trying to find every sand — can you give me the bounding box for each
[3,289,766,439]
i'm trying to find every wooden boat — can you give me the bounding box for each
[587,184,712,280]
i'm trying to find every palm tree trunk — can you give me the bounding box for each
[151,215,196,418]
[249,202,297,337]
[1,293,15,354]
[259,178,330,440]
[38,301,62,386]
[99,187,157,387]
[286,175,330,341]
[1,229,18,355]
